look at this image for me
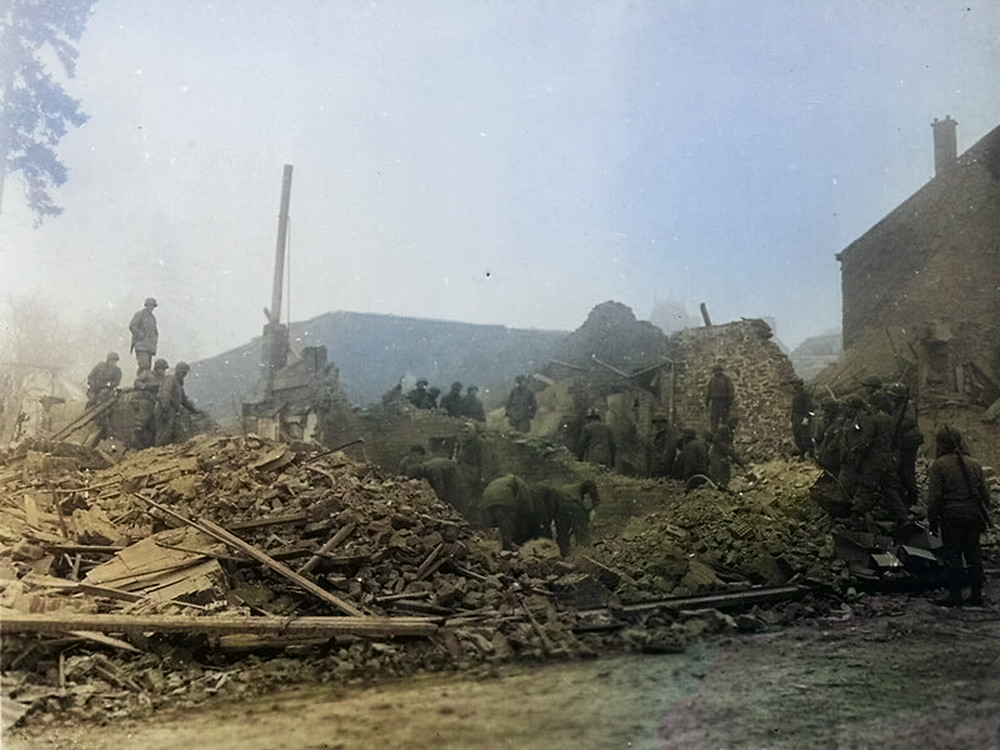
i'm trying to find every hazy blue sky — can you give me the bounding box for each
[2,0,998,366]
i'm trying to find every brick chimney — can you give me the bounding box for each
[932,115,958,176]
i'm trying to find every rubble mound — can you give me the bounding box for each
[555,300,669,371]
[590,461,835,598]
[0,434,643,726]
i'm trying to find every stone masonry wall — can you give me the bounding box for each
[670,319,800,461]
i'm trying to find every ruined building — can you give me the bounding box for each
[835,117,1000,404]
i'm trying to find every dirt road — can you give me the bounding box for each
[10,592,1000,749]
[4,647,716,750]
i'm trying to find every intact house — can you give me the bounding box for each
[835,116,1000,407]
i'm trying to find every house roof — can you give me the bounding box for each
[836,121,1000,264]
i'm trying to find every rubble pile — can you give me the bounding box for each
[0,434,667,726]
[590,461,835,599]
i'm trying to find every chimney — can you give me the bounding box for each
[932,116,958,176]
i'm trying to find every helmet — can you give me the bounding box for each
[861,375,882,389]
[886,382,908,398]
[175,361,190,374]
[451,381,462,391]
[416,378,428,387]
[144,297,158,308]
[154,358,169,371]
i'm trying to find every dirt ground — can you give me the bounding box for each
[8,584,1000,750]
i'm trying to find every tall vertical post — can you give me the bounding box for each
[263,165,293,400]
[271,164,294,327]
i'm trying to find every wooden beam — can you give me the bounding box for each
[136,496,365,617]
[0,612,438,638]
[296,523,356,575]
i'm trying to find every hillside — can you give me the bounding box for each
[185,311,567,421]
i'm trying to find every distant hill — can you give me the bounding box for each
[185,311,568,420]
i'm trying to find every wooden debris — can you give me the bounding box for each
[0,611,439,638]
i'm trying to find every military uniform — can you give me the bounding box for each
[578,411,615,468]
[505,376,537,433]
[155,363,197,446]
[86,353,122,408]
[479,474,548,550]
[927,427,992,606]
[440,382,464,417]
[705,367,735,432]
[129,297,158,373]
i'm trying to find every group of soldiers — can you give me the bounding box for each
[399,379,486,422]
[84,297,200,449]
[800,375,922,525]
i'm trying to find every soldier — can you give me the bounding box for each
[648,413,679,478]
[859,375,883,404]
[462,385,486,422]
[86,352,122,408]
[440,381,464,417]
[407,378,430,408]
[505,375,537,433]
[155,361,198,446]
[927,425,993,607]
[578,408,615,469]
[674,427,709,482]
[849,393,907,524]
[790,378,815,459]
[402,456,469,516]
[815,398,847,476]
[705,365,735,432]
[708,418,743,489]
[425,386,441,410]
[128,297,159,374]
[536,479,601,555]
[886,382,924,508]
[479,474,549,550]
[132,358,169,449]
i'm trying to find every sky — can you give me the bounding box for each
[1,0,998,369]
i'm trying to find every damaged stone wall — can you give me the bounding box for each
[670,319,799,460]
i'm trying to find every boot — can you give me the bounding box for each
[967,583,984,607]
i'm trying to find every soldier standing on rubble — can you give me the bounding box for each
[505,375,537,433]
[705,365,735,432]
[132,359,169,449]
[86,352,122,408]
[815,398,847,476]
[128,297,159,374]
[441,381,464,417]
[155,361,198,446]
[849,393,907,524]
[927,425,993,607]
[578,408,615,469]
[648,413,679,478]
[709,418,743,489]
[790,378,816,460]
